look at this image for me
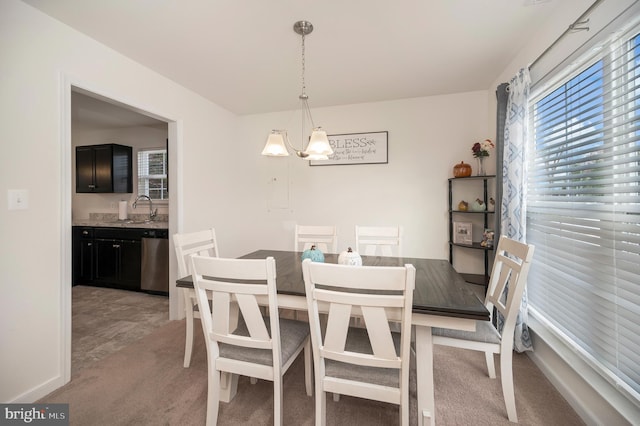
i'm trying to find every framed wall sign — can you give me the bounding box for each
[309,131,388,166]
[453,222,473,245]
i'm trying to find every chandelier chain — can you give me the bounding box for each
[301,32,306,96]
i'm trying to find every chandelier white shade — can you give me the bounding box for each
[261,21,333,161]
[261,131,289,156]
[305,128,333,159]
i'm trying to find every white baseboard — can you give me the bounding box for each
[8,374,66,403]
[527,314,639,425]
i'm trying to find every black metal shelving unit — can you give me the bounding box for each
[448,175,496,287]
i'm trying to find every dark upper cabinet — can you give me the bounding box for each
[76,144,132,193]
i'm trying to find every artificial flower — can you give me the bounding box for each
[472,138,495,158]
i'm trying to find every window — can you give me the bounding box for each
[528,27,640,403]
[137,148,168,200]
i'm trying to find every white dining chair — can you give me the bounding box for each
[191,255,312,426]
[355,225,403,257]
[432,236,535,423]
[302,259,416,426]
[295,225,338,253]
[173,228,219,368]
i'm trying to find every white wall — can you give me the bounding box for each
[233,93,491,266]
[0,0,237,403]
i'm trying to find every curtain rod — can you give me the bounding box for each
[529,0,604,70]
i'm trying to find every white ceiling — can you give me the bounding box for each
[71,91,167,130]
[25,0,559,117]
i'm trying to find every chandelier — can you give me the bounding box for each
[261,21,334,160]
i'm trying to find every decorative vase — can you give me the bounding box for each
[476,157,486,176]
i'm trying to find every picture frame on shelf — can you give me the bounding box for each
[453,222,473,245]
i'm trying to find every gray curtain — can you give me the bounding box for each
[494,83,509,245]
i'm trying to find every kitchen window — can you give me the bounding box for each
[137,148,168,201]
[527,24,640,403]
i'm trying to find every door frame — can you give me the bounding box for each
[60,74,182,383]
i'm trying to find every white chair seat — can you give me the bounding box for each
[219,317,311,367]
[325,328,402,388]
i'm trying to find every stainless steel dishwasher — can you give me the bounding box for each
[140,228,169,294]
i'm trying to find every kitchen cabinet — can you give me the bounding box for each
[72,227,94,285]
[76,144,132,193]
[448,175,495,288]
[94,237,141,291]
[72,226,168,293]
[72,226,143,291]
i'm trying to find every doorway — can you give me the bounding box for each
[63,83,179,382]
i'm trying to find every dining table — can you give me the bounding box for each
[177,249,489,426]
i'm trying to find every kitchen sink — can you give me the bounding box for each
[108,219,156,225]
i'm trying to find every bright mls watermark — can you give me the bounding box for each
[0,404,68,425]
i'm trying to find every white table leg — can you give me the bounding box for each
[415,325,435,426]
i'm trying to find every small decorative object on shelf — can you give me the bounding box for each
[471,138,495,176]
[453,161,472,178]
[471,198,486,211]
[338,247,362,266]
[301,245,325,262]
[488,197,495,212]
[481,229,495,248]
[453,222,473,245]
[458,200,469,211]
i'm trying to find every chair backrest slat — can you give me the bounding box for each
[485,236,535,332]
[355,226,403,257]
[191,255,279,353]
[295,225,338,253]
[173,228,219,277]
[303,259,415,371]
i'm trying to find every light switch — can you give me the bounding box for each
[8,189,29,210]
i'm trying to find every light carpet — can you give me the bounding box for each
[40,319,584,425]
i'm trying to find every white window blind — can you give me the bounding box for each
[527,24,640,403]
[137,148,168,200]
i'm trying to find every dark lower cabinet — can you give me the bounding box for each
[72,226,145,291]
[72,227,94,285]
[94,238,141,291]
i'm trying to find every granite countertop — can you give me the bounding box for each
[73,213,168,229]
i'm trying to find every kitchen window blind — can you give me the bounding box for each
[137,148,168,200]
[527,24,640,403]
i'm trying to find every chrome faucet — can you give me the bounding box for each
[133,195,157,221]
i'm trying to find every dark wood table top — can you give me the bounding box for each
[176,249,489,321]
